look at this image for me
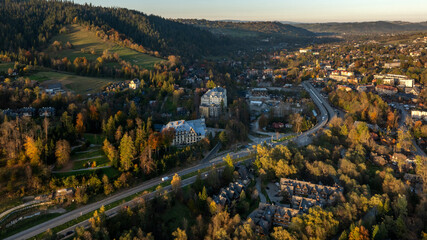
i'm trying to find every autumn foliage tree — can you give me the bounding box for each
[24,136,42,165]
[55,139,71,167]
[119,133,136,171]
[75,112,86,136]
[103,139,118,167]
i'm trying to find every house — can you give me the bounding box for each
[212,181,247,206]
[129,78,141,90]
[55,188,75,201]
[38,107,55,117]
[251,204,275,235]
[161,118,206,146]
[19,107,36,117]
[251,88,268,97]
[329,70,356,83]
[384,62,401,68]
[357,85,375,93]
[279,178,342,206]
[375,85,398,95]
[45,83,64,94]
[272,122,284,129]
[199,87,227,119]
[299,49,312,54]
[263,69,274,77]
[291,196,319,212]
[411,110,427,120]
[249,203,299,235]
[337,85,352,92]
[405,87,420,96]
[273,206,299,227]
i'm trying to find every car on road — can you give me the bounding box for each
[161,176,170,181]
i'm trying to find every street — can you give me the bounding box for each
[5,81,335,240]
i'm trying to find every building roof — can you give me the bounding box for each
[204,87,226,98]
[162,118,206,136]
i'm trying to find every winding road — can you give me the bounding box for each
[5,81,335,240]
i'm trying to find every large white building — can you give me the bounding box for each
[374,74,414,88]
[162,118,207,146]
[199,87,227,118]
[411,110,427,120]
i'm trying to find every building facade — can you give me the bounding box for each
[162,118,206,146]
[129,79,141,90]
[199,87,227,118]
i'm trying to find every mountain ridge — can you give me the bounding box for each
[294,20,427,34]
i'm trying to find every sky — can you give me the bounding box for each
[72,0,427,23]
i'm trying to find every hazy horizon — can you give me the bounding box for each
[72,0,427,23]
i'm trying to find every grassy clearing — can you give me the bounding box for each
[83,133,104,145]
[0,62,14,72]
[48,24,163,69]
[0,198,22,216]
[29,71,117,94]
[53,167,120,179]
[73,156,110,170]
[72,149,104,160]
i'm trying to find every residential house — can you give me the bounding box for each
[375,85,398,95]
[411,110,427,120]
[45,83,64,95]
[249,203,299,235]
[384,62,401,68]
[357,85,375,93]
[212,181,247,207]
[279,178,342,206]
[129,78,141,90]
[38,107,55,117]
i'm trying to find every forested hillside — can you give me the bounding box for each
[296,21,427,35]
[0,0,229,58]
[177,19,315,38]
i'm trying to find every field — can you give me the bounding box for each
[48,24,163,69]
[29,71,117,94]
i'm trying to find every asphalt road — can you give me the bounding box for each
[394,103,426,157]
[5,81,335,240]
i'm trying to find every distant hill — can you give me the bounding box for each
[295,21,427,35]
[176,19,315,38]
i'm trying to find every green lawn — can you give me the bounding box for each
[29,71,117,94]
[48,24,163,69]
[0,62,14,72]
[83,133,104,145]
[53,167,120,179]
[73,155,110,170]
[0,198,22,216]
[72,148,104,160]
